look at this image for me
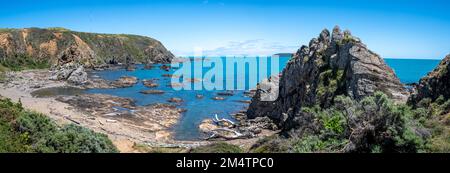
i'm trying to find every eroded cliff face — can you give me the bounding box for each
[0,28,174,67]
[408,54,450,106]
[247,26,408,127]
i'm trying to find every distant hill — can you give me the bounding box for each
[0,27,174,68]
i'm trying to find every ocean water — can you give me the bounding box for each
[84,57,439,140]
[384,59,440,84]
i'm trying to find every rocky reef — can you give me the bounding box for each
[408,54,450,106]
[247,26,409,128]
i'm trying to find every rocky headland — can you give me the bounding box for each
[247,26,408,129]
[244,26,449,153]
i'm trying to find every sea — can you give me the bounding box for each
[44,56,442,140]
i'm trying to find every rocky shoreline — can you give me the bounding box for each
[0,68,276,152]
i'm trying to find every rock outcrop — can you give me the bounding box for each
[49,62,88,85]
[408,54,450,105]
[0,27,174,67]
[247,26,408,128]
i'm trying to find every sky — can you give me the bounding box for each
[0,0,449,59]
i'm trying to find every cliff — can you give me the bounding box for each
[247,26,409,127]
[0,27,174,68]
[408,54,450,106]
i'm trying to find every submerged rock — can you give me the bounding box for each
[0,28,175,67]
[168,97,183,103]
[199,119,219,133]
[212,96,225,101]
[140,90,165,94]
[112,76,138,88]
[50,62,88,85]
[217,91,234,96]
[247,26,409,127]
[185,78,202,83]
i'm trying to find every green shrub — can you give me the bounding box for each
[42,124,118,153]
[0,54,50,71]
[190,142,243,153]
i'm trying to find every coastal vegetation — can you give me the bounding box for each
[0,27,174,68]
[0,97,117,153]
[0,54,50,71]
[189,142,244,153]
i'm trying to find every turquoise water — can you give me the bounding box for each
[385,59,440,84]
[87,57,289,140]
[86,57,440,140]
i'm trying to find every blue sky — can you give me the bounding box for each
[1,0,449,59]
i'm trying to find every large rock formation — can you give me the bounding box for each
[0,27,174,67]
[247,26,408,128]
[408,54,450,105]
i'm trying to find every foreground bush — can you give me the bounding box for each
[0,98,117,153]
[251,92,429,153]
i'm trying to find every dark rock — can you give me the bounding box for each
[50,62,87,85]
[126,65,136,71]
[140,90,165,95]
[142,79,159,88]
[112,76,138,88]
[168,97,183,103]
[67,65,88,85]
[247,26,408,127]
